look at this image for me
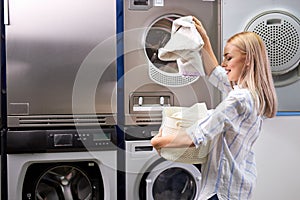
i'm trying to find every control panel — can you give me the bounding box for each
[7,127,117,153]
[128,0,165,10]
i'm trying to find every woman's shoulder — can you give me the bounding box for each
[230,85,252,98]
[226,86,255,110]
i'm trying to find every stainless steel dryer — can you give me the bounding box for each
[222,0,300,113]
[123,0,221,126]
[5,0,117,127]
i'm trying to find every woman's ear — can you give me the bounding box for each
[245,57,251,67]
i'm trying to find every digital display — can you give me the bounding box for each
[93,133,110,141]
[54,134,73,146]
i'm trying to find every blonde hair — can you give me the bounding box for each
[227,32,278,118]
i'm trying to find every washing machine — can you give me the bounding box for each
[222,0,300,113]
[125,126,202,200]
[6,127,117,200]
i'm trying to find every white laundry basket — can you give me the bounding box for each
[160,103,210,164]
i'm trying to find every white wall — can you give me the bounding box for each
[253,116,300,199]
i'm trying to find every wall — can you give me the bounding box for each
[253,116,300,199]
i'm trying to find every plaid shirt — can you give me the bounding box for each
[186,66,263,200]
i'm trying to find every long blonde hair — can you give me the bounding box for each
[227,32,278,118]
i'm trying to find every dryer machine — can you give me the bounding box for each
[123,0,221,126]
[222,0,300,113]
[5,0,117,127]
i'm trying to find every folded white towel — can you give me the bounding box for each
[158,16,205,76]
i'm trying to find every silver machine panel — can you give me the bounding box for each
[5,0,117,127]
[222,0,300,112]
[123,0,222,126]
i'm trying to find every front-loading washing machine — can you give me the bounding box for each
[222,0,300,113]
[125,126,202,200]
[6,127,117,200]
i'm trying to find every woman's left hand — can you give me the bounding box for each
[151,127,194,150]
[151,127,163,154]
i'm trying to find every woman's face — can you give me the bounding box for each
[221,43,246,82]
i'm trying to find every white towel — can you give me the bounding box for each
[158,16,205,76]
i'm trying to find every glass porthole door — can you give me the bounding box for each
[140,161,201,200]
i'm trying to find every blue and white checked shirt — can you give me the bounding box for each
[186,66,263,200]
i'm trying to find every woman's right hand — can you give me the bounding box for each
[193,16,209,45]
[192,16,219,76]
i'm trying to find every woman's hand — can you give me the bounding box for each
[151,127,194,154]
[193,16,209,44]
[151,128,163,155]
[192,16,219,76]
[151,127,165,154]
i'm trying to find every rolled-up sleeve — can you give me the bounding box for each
[208,66,232,95]
[186,89,248,148]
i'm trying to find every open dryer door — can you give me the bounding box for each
[144,14,200,87]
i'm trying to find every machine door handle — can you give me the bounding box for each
[135,146,153,152]
[4,0,10,25]
[146,178,153,199]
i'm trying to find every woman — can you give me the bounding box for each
[151,17,277,200]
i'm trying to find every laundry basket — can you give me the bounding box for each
[160,103,210,164]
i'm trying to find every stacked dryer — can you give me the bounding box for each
[222,0,300,113]
[123,0,221,199]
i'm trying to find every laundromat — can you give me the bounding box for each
[0,0,299,200]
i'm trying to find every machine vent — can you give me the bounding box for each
[245,10,300,75]
[135,116,162,125]
[8,115,116,127]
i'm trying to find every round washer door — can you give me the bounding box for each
[144,14,200,87]
[22,161,104,200]
[140,161,201,200]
